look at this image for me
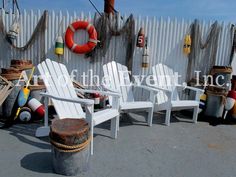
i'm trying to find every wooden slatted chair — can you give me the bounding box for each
[152,64,204,126]
[103,61,159,127]
[36,59,120,155]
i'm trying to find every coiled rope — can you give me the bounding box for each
[50,136,91,153]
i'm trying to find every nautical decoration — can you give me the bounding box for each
[224,90,236,119]
[183,35,191,55]
[136,27,145,48]
[19,107,32,122]
[28,98,45,118]
[55,36,64,56]
[65,21,98,54]
[142,37,149,68]
[14,67,35,120]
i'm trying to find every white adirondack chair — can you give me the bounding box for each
[103,61,159,126]
[36,59,120,155]
[152,64,204,126]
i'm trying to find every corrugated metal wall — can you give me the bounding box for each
[0,10,233,91]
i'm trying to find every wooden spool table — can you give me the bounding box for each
[50,118,91,176]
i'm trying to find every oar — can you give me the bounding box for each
[14,67,35,120]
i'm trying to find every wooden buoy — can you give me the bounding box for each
[136,27,145,48]
[19,107,32,122]
[50,118,90,176]
[55,36,64,56]
[183,35,191,55]
[224,90,236,119]
[28,98,45,118]
[142,37,149,68]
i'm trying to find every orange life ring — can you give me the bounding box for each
[65,21,98,54]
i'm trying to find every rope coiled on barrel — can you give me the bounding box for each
[50,136,91,153]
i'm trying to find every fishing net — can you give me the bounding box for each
[186,19,221,84]
[87,13,135,71]
[0,10,48,64]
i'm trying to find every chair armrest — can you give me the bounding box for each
[40,92,94,106]
[177,85,204,93]
[133,84,160,93]
[75,88,121,97]
[147,85,172,93]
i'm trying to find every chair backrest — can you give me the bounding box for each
[103,61,134,104]
[152,64,179,104]
[38,59,84,119]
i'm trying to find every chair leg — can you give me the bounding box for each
[117,115,120,132]
[111,116,118,139]
[90,125,94,155]
[193,106,199,123]
[165,109,171,126]
[147,107,154,127]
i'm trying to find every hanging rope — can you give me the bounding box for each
[0,10,48,51]
[186,19,221,84]
[88,0,102,17]
[86,13,135,71]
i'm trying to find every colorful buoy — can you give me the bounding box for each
[19,107,32,122]
[225,91,236,111]
[225,90,236,119]
[136,27,145,48]
[55,36,64,56]
[183,35,191,55]
[28,98,45,117]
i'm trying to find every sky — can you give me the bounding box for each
[6,0,236,22]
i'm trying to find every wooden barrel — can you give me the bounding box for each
[50,118,90,176]
[205,86,227,118]
[210,66,232,88]
[1,79,21,118]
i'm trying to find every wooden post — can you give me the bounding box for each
[104,0,115,14]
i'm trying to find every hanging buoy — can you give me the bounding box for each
[136,27,145,48]
[28,98,45,117]
[19,107,32,122]
[142,38,149,68]
[65,21,98,54]
[199,93,207,113]
[224,90,236,119]
[55,36,64,56]
[183,35,191,55]
[7,20,20,41]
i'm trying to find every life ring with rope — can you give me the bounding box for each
[65,21,98,54]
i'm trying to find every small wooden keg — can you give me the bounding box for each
[50,118,90,176]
